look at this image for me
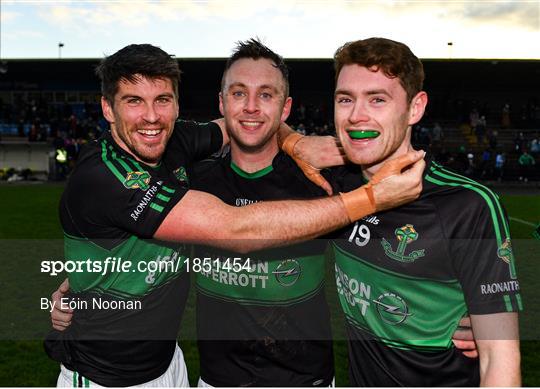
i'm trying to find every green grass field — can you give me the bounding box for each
[0,183,538,386]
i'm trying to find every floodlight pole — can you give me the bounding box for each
[58,42,65,59]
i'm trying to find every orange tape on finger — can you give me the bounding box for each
[370,155,413,184]
[295,158,332,192]
[280,132,303,157]
[281,132,333,193]
[339,184,377,222]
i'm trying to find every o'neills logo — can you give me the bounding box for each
[124,171,151,190]
[272,259,301,286]
[173,166,189,184]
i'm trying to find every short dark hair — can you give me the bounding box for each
[96,44,181,105]
[221,38,289,97]
[334,37,424,103]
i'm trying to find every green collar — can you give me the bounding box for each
[230,161,273,179]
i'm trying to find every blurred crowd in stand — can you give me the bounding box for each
[0,95,538,182]
[0,97,107,180]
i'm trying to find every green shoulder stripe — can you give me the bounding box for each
[430,162,510,236]
[426,163,517,279]
[150,203,164,213]
[101,139,151,186]
[151,187,177,210]
[107,145,139,174]
[156,193,171,202]
[162,185,176,194]
[503,293,524,312]
[516,293,523,310]
[426,165,509,243]
[100,140,125,183]
[430,163,510,235]
[130,158,147,173]
[503,294,513,311]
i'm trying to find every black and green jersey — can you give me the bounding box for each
[331,159,521,386]
[191,152,334,387]
[45,120,222,387]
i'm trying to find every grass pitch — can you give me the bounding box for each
[0,183,538,386]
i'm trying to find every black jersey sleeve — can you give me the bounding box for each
[439,189,521,315]
[103,172,187,239]
[61,151,188,243]
[166,119,223,166]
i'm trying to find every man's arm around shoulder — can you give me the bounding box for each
[155,151,425,253]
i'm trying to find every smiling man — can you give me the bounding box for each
[44,43,425,388]
[192,39,336,387]
[330,37,521,386]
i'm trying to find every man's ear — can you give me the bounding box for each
[101,97,115,123]
[408,91,428,126]
[218,92,224,117]
[280,97,293,122]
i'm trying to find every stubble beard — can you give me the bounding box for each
[113,122,168,166]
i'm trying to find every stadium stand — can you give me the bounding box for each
[0,58,538,182]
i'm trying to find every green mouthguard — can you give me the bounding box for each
[348,130,380,139]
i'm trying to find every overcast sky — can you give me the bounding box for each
[1,0,539,59]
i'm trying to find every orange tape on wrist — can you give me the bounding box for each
[339,184,376,222]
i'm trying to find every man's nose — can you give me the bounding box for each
[143,103,159,123]
[243,94,259,114]
[349,103,369,124]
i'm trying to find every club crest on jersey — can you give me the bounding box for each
[497,239,513,264]
[497,238,518,279]
[173,166,189,184]
[272,259,301,286]
[123,171,151,190]
[381,224,425,263]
